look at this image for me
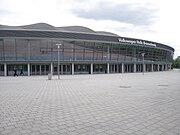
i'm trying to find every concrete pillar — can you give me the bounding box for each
[143,64,146,73]
[72,63,74,75]
[28,63,30,76]
[91,63,93,74]
[162,65,164,71]
[122,63,124,73]
[157,64,159,71]
[134,63,136,73]
[151,64,154,72]
[4,63,7,76]
[51,63,53,75]
[107,63,109,74]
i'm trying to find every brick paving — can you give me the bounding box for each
[0,70,180,135]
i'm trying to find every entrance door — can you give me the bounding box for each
[0,64,4,76]
[74,64,90,74]
[93,64,106,74]
[7,64,27,76]
[63,64,71,74]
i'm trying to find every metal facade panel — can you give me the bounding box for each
[0,29,175,52]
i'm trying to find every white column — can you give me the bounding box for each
[91,63,93,74]
[121,63,124,73]
[151,64,154,72]
[134,63,136,73]
[4,63,7,76]
[107,63,109,74]
[143,64,146,73]
[51,63,53,75]
[28,63,30,76]
[157,64,159,71]
[162,65,164,71]
[72,63,74,75]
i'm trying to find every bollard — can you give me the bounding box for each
[48,73,52,80]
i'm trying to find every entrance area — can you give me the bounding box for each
[153,64,158,71]
[93,64,107,74]
[1,63,171,76]
[53,64,71,75]
[146,64,152,72]
[7,64,27,76]
[136,64,143,72]
[110,64,122,73]
[31,64,50,75]
[124,64,134,73]
[74,64,90,74]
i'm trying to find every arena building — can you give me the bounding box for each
[0,23,174,76]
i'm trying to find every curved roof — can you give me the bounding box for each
[96,31,119,36]
[0,24,22,29]
[0,23,66,31]
[0,23,117,36]
[59,26,96,33]
[0,23,175,52]
[20,23,57,30]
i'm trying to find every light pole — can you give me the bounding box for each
[141,53,145,75]
[56,43,61,79]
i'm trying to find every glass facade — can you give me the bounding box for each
[0,38,174,76]
[0,39,173,63]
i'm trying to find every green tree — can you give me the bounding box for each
[172,56,180,68]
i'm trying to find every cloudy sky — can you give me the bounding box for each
[0,0,180,58]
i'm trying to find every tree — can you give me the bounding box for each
[172,56,180,68]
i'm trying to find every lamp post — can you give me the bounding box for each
[56,43,61,79]
[141,53,145,75]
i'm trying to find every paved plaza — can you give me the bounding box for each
[0,70,180,135]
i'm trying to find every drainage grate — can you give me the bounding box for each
[158,85,168,87]
[119,86,131,88]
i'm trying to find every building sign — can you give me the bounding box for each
[118,38,156,47]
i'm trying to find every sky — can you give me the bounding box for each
[0,0,180,58]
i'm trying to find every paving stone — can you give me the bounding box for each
[0,71,180,135]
